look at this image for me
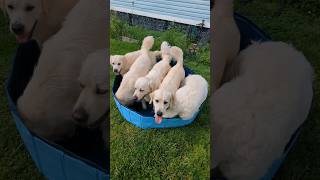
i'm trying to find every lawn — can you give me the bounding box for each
[235,0,320,179]
[110,19,210,179]
[0,14,44,179]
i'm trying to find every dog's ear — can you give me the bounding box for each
[149,92,154,104]
[41,0,49,14]
[110,56,114,64]
[148,81,156,92]
[169,93,175,108]
[122,56,127,64]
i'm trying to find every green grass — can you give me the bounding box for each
[110,24,210,178]
[0,14,44,179]
[236,1,320,179]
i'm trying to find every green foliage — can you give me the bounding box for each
[291,0,320,17]
[110,16,211,68]
[110,14,129,39]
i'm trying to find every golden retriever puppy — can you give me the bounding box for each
[150,46,185,124]
[17,0,107,142]
[110,51,140,75]
[161,75,208,120]
[72,49,108,127]
[0,0,79,44]
[212,42,313,179]
[212,0,240,91]
[110,50,161,76]
[72,49,108,143]
[115,36,157,106]
[133,41,172,109]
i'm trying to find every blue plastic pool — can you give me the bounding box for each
[5,40,109,180]
[112,66,204,129]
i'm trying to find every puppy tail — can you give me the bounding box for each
[161,41,170,55]
[141,36,154,50]
[170,46,184,65]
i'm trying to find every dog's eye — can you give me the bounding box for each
[164,101,168,105]
[80,83,85,88]
[140,89,144,92]
[155,100,159,103]
[112,63,115,65]
[118,63,121,65]
[96,88,108,95]
[25,5,35,12]
[8,5,14,10]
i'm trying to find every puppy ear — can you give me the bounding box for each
[149,92,154,104]
[148,81,156,92]
[122,56,128,63]
[110,56,114,64]
[170,93,175,108]
[41,0,49,14]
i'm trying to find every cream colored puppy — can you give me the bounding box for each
[110,50,161,76]
[133,41,172,109]
[161,75,208,121]
[213,42,313,179]
[0,0,79,44]
[150,46,185,124]
[17,0,107,142]
[72,49,108,128]
[72,49,108,143]
[110,51,140,75]
[115,36,156,106]
[212,0,240,91]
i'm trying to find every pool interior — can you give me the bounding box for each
[7,40,108,173]
[112,65,193,117]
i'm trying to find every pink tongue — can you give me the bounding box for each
[16,33,30,43]
[155,116,163,124]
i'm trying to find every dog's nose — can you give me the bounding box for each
[133,96,138,101]
[11,24,25,35]
[72,108,89,124]
[113,69,118,73]
[156,111,163,117]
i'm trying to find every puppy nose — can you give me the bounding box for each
[72,108,89,123]
[12,24,25,35]
[156,111,163,116]
[133,96,138,100]
[114,69,118,73]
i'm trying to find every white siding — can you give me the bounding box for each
[111,0,210,28]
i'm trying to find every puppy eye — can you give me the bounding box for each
[96,88,108,95]
[164,101,168,105]
[25,5,35,12]
[118,63,121,65]
[8,5,14,10]
[155,100,159,103]
[112,63,115,65]
[80,83,85,88]
[140,89,144,92]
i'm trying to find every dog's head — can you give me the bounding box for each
[110,55,126,75]
[133,77,152,101]
[150,89,174,124]
[0,0,48,43]
[72,50,108,128]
